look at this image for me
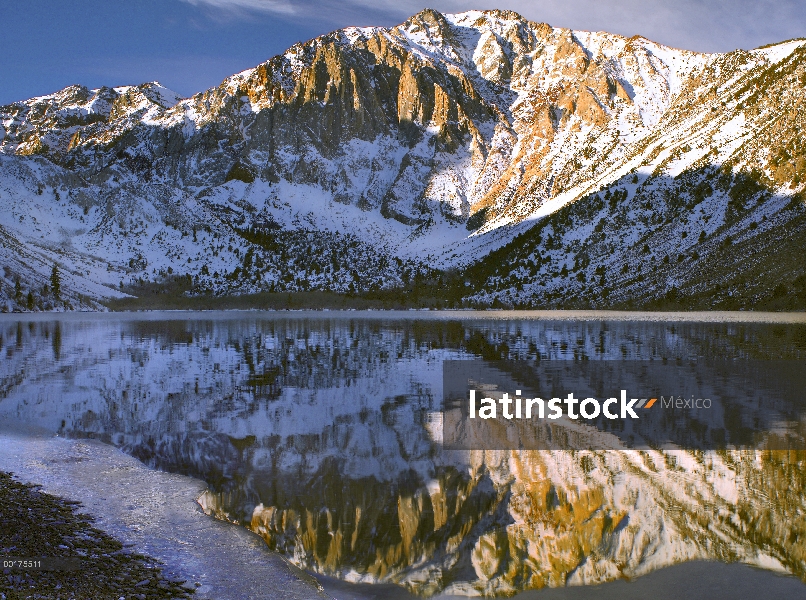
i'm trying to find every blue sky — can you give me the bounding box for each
[2,0,804,104]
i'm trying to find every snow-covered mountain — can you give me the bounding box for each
[1,9,804,309]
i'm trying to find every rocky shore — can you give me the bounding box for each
[0,471,194,600]
[0,431,328,600]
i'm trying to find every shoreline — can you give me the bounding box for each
[0,426,328,600]
[2,308,806,324]
[0,471,195,599]
[2,427,806,599]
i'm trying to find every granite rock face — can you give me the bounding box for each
[2,10,693,225]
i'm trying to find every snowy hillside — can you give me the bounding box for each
[0,10,804,310]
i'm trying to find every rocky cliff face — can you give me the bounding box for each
[0,9,804,309]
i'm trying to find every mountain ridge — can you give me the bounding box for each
[0,9,804,310]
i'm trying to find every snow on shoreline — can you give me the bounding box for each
[0,425,328,600]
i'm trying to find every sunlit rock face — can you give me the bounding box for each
[1,9,699,223]
[2,316,806,595]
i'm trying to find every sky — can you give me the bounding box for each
[1,0,804,104]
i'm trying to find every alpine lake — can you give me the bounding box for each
[2,310,806,599]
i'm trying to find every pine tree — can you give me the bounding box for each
[51,264,61,300]
[26,291,34,310]
[14,279,21,302]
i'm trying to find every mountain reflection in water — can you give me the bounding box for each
[1,313,806,597]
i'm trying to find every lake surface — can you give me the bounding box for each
[2,311,806,597]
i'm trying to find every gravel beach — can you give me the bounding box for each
[1,471,195,599]
[0,428,328,600]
